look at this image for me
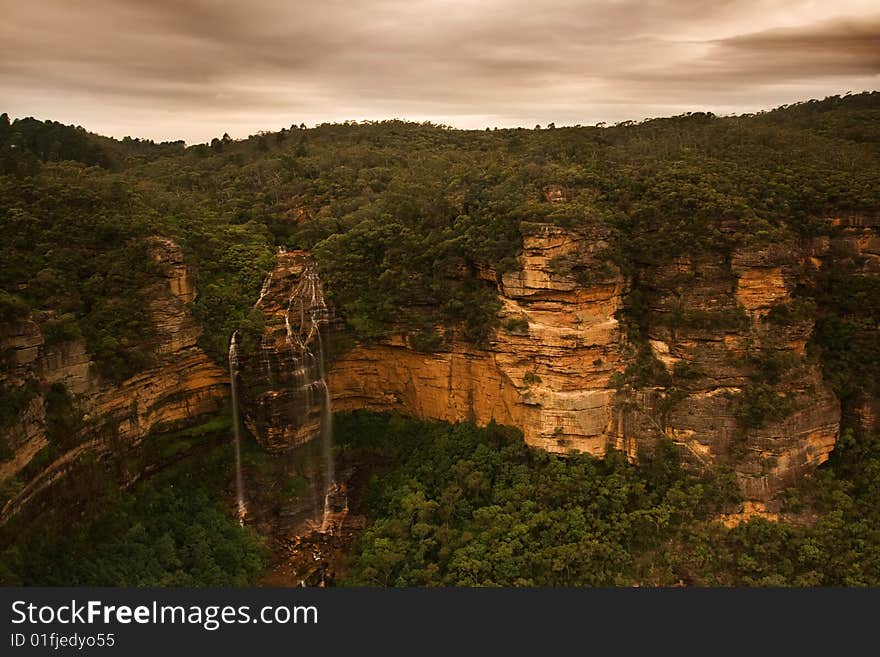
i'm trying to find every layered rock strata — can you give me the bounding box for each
[237,251,333,452]
[244,221,848,500]
[0,238,228,519]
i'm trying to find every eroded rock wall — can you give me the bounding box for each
[236,250,335,452]
[331,223,626,456]
[0,238,228,519]
[822,214,880,437]
[631,242,840,499]
[236,215,880,502]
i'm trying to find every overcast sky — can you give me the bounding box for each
[1,0,878,143]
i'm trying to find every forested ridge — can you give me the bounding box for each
[2,92,879,370]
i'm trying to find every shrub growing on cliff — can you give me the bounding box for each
[729,383,794,430]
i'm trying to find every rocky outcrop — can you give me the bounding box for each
[630,242,840,499]
[0,238,228,519]
[332,222,626,456]
[236,251,333,451]
[237,213,880,503]
[239,224,626,457]
[820,213,880,436]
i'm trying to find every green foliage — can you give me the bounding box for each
[672,361,703,381]
[0,117,111,170]
[180,222,274,360]
[408,327,445,352]
[0,168,159,381]
[503,317,530,335]
[337,412,731,586]
[809,269,880,400]
[0,419,265,586]
[668,306,750,332]
[664,429,880,585]
[617,345,672,389]
[0,290,29,322]
[0,380,39,430]
[729,384,794,430]
[766,297,818,325]
[549,252,617,287]
[2,96,879,588]
[41,314,83,345]
[4,94,880,372]
[44,383,84,449]
[338,413,880,586]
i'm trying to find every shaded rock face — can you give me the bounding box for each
[0,238,228,519]
[245,216,868,501]
[237,250,333,452]
[821,213,880,436]
[629,242,840,499]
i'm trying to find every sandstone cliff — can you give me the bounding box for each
[0,238,228,519]
[240,218,871,502]
[629,241,840,499]
[331,222,627,456]
[822,214,880,438]
[236,250,333,452]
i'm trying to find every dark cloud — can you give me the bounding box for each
[711,17,880,78]
[0,1,877,142]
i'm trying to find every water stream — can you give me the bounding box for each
[283,264,338,529]
[235,261,341,532]
[228,331,247,524]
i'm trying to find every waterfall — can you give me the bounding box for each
[255,272,274,383]
[282,263,338,530]
[254,270,273,307]
[228,331,247,525]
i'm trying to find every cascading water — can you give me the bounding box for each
[256,273,275,383]
[255,270,273,307]
[282,263,340,532]
[228,331,248,524]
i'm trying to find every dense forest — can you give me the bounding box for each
[3,411,878,586]
[2,93,879,366]
[0,413,265,586]
[337,413,880,586]
[1,94,880,586]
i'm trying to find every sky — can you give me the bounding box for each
[1,0,879,144]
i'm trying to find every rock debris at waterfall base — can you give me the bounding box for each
[259,515,368,587]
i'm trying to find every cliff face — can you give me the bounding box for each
[630,242,840,499]
[823,214,880,438]
[236,250,332,452]
[331,223,626,456]
[242,219,866,502]
[240,224,625,457]
[0,238,228,519]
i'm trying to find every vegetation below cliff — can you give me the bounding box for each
[338,413,880,586]
[2,94,880,585]
[0,415,266,586]
[2,410,877,586]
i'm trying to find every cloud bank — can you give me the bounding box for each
[1,0,878,142]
